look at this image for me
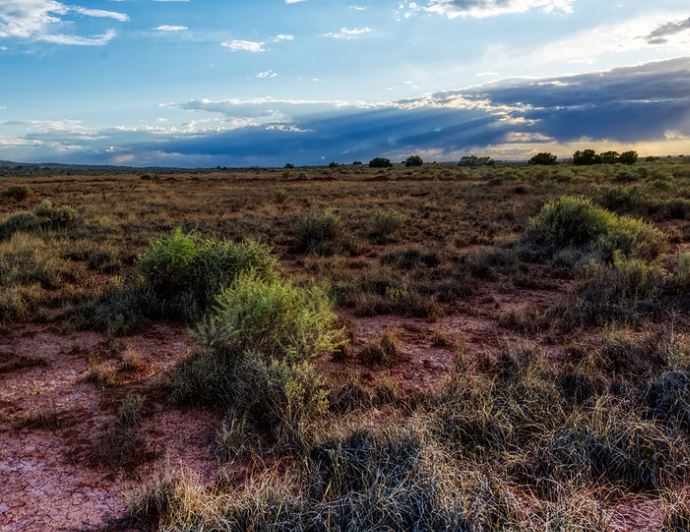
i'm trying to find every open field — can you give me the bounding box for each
[2,158,690,530]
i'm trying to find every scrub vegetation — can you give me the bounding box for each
[3,156,690,530]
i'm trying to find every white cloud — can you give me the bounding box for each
[402,0,573,19]
[270,34,294,42]
[155,25,188,32]
[0,0,127,46]
[221,39,266,52]
[324,26,373,39]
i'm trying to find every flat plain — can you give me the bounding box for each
[2,159,690,530]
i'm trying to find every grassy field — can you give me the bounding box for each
[2,158,690,530]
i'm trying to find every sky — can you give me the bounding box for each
[0,0,689,167]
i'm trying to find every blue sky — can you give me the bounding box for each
[0,0,689,166]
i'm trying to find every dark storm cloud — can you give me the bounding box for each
[122,57,689,166]
[6,57,690,167]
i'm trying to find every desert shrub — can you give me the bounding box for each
[0,200,77,240]
[33,200,78,230]
[595,186,638,212]
[171,273,344,442]
[369,157,393,168]
[195,273,344,361]
[335,268,441,319]
[4,185,33,201]
[405,155,424,167]
[358,328,400,366]
[0,233,73,289]
[370,208,404,243]
[0,211,41,240]
[661,198,690,220]
[293,209,345,255]
[529,153,558,166]
[529,197,613,247]
[594,215,663,261]
[67,230,279,332]
[64,278,149,336]
[555,255,667,327]
[528,196,661,260]
[139,228,277,319]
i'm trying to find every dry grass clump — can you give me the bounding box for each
[294,209,346,255]
[358,327,401,366]
[3,184,33,201]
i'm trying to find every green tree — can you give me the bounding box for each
[369,157,393,168]
[528,153,558,166]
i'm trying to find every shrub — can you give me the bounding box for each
[370,208,404,243]
[0,200,77,240]
[529,153,558,166]
[0,212,41,240]
[619,151,639,165]
[293,209,345,255]
[405,155,424,167]
[369,157,393,169]
[528,196,662,259]
[172,273,344,442]
[4,185,33,201]
[33,200,78,230]
[529,197,614,247]
[195,273,344,361]
[139,228,277,319]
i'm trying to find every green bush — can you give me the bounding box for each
[195,272,344,361]
[0,200,77,240]
[4,185,33,201]
[139,228,277,319]
[172,273,345,442]
[33,200,78,230]
[294,209,345,255]
[0,212,41,240]
[529,196,662,259]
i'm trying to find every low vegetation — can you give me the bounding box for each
[5,157,690,530]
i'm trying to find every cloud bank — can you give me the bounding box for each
[1,58,689,166]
